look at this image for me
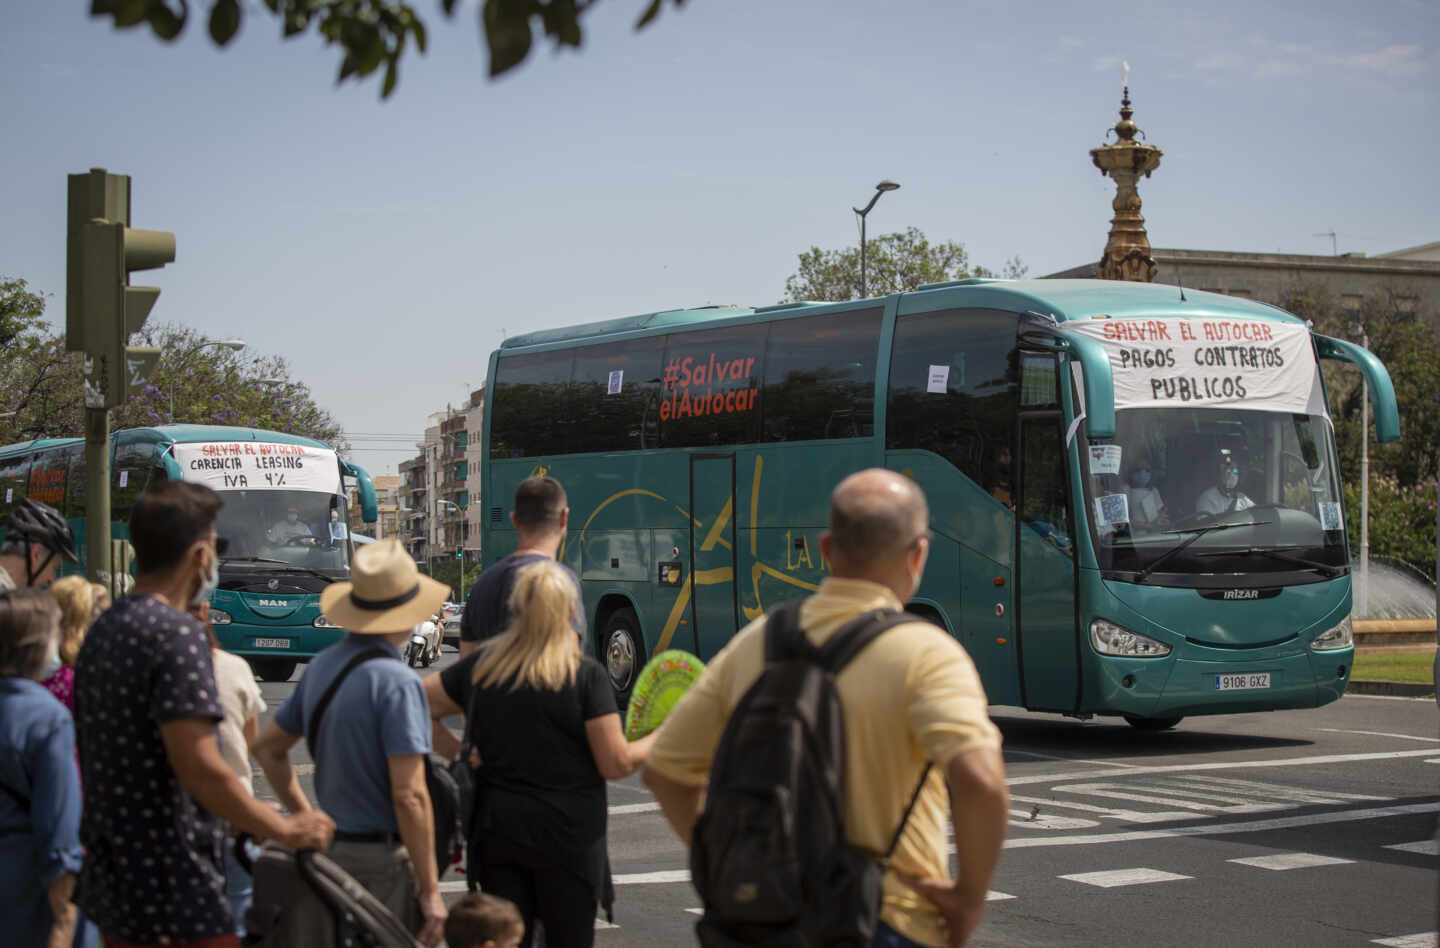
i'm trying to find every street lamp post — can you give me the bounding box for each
[853,180,900,299]
[169,338,246,421]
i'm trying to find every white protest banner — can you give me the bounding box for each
[173,442,341,494]
[1065,316,1327,417]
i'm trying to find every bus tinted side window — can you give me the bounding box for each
[887,309,1019,500]
[490,350,575,459]
[0,452,32,520]
[660,324,765,448]
[568,339,664,454]
[762,308,882,441]
[112,443,158,524]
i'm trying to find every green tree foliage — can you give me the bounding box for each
[782,227,1028,303]
[90,0,687,99]
[0,277,346,449]
[1282,286,1440,576]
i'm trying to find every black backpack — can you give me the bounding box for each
[690,600,932,948]
[306,648,465,877]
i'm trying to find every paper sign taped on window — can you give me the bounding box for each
[1094,493,1130,527]
[4,488,10,504]
[607,369,624,395]
[1088,444,1123,476]
[927,365,950,394]
[1318,501,1343,531]
[118,471,129,488]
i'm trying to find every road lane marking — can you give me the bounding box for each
[1162,774,1390,804]
[1007,808,1099,830]
[1004,748,1140,769]
[1050,782,1283,813]
[985,890,1017,901]
[1008,793,1201,824]
[609,802,662,815]
[1059,868,1191,887]
[1007,748,1440,786]
[990,801,1440,850]
[1371,935,1438,948]
[1385,840,1439,856]
[615,869,691,884]
[1318,728,1440,743]
[1228,852,1353,870]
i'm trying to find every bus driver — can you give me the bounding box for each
[268,506,314,544]
[1195,452,1254,517]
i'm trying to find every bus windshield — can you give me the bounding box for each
[1083,406,1346,581]
[213,488,351,573]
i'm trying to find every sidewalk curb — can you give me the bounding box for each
[1347,679,1436,698]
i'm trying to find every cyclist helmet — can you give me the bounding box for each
[4,498,79,585]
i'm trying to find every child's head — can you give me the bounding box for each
[443,892,524,948]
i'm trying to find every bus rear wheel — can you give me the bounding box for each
[601,607,643,707]
[251,658,297,683]
[1124,714,1183,731]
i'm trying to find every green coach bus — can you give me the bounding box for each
[0,425,378,681]
[477,278,1400,728]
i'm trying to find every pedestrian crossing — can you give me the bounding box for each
[488,835,1436,938]
[1008,773,1393,829]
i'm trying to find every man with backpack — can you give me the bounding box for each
[643,469,1009,948]
[252,538,451,945]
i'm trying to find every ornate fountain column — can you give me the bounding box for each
[1091,88,1163,282]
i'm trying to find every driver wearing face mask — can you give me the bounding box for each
[1195,454,1255,516]
[268,506,314,543]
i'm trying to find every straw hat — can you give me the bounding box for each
[320,538,450,634]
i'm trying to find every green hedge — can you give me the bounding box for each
[1343,475,1438,581]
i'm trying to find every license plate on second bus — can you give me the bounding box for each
[254,638,291,649]
[1215,672,1270,691]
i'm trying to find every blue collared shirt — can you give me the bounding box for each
[274,634,431,834]
[1,677,85,946]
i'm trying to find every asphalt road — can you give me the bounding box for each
[254,648,1439,947]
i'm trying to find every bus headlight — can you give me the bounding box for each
[1090,618,1171,658]
[1310,615,1353,651]
[209,609,232,625]
[313,614,340,629]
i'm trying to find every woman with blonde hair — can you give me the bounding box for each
[42,577,109,712]
[423,560,654,948]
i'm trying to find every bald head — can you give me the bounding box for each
[827,469,929,569]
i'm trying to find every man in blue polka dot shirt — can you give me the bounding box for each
[74,481,334,947]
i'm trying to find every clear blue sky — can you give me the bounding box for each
[5,0,1435,475]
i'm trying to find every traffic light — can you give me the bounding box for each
[66,169,175,408]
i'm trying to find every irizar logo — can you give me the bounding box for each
[258,598,290,608]
[1222,589,1260,600]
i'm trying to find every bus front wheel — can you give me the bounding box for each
[251,658,297,683]
[602,607,643,706]
[1124,714,1183,731]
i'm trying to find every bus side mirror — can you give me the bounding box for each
[1313,334,1401,443]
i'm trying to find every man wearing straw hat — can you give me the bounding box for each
[253,538,451,946]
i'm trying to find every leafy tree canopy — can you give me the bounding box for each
[1282,286,1439,491]
[90,0,687,99]
[0,277,346,450]
[782,226,1027,303]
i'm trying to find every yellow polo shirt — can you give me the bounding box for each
[647,577,1002,947]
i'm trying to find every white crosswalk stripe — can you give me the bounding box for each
[1059,867,1192,887]
[1385,840,1440,856]
[1228,852,1353,870]
[1371,934,1438,948]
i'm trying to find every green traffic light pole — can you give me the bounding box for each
[66,168,174,592]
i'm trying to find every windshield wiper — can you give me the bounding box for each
[1196,545,1343,578]
[1135,520,1274,583]
[221,556,338,584]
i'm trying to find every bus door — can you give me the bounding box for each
[1015,352,1080,712]
[689,453,738,659]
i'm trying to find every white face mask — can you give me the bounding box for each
[191,553,220,608]
[1223,472,1240,491]
[287,512,299,524]
[38,641,62,681]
